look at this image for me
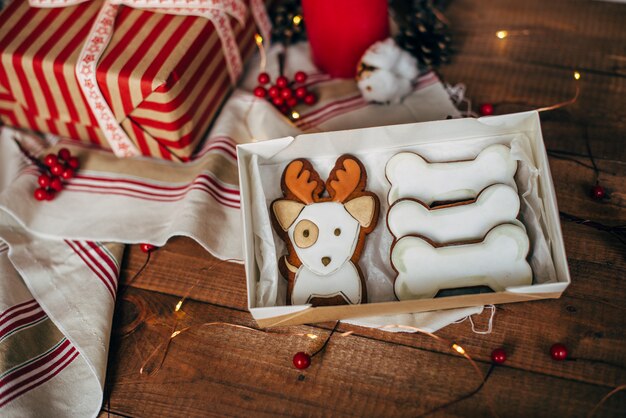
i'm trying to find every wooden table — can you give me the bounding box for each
[100,0,626,416]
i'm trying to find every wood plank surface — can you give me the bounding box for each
[103,288,626,418]
[102,0,626,416]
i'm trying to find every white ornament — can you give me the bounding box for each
[357,38,419,104]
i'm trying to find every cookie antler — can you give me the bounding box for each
[328,156,363,203]
[283,160,321,204]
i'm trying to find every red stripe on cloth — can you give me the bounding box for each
[66,178,240,205]
[0,340,78,408]
[297,100,368,131]
[86,241,119,279]
[0,309,46,340]
[296,94,363,124]
[64,184,241,208]
[0,349,79,409]
[73,172,239,195]
[52,3,97,127]
[196,136,237,152]
[73,241,118,296]
[0,339,70,388]
[64,241,116,299]
[0,300,38,324]
[193,143,237,160]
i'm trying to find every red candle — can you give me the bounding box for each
[302,0,389,79]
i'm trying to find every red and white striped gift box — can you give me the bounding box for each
[0,0,260,160]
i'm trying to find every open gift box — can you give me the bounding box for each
[238,111,571,328]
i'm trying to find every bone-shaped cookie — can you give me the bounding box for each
[387,184,522,244]
[386,144,518,205]
[392,224,532,300]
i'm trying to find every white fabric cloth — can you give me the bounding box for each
[0,42,485,417]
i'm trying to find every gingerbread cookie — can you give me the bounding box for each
[386,144,518,205]
[391,224,532,300]
[387,184,521,244]
[271,155,379,306]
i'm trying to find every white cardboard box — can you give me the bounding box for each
[237,111,571,328]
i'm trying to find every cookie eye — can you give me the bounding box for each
[334,228,341,236]
[294,220,318,248]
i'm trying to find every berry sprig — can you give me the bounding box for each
[34,148,80,201]
[254,71,317,119]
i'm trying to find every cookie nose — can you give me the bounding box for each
[321,257,331,266]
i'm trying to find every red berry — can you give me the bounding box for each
[45,189,56,201]
[257,72,270,85]
[295,86,307,99]
[590,184,605,200]
[279,105,290,114]
[294,71,307,83]
[50,177,64,192]
[34,188,47,201]
[67,157,80,170]
[268,86,280,98]
[61,168,75,180]
[50,163,64,176]
[139,243,156,253]
[479,103,494,116]
[304,93,317,105]
[293,352,311,369]
[276,76,289,88]
[58,148,71,161]
[272,97,285,106]
[38,174,51,188]
[550,343,568,361]
[491,348,507,364]
[253,86,267,98]
[287,97,298,107]
[281,88,293,99]
[43,153,58,167]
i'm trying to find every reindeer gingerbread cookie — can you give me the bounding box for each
[271,155,379,306]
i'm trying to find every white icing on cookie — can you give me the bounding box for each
[388,184,522,243]
[291,261,362,305]
[286,202,360,276]
[386,144,518,205]
[392,224,532,300]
